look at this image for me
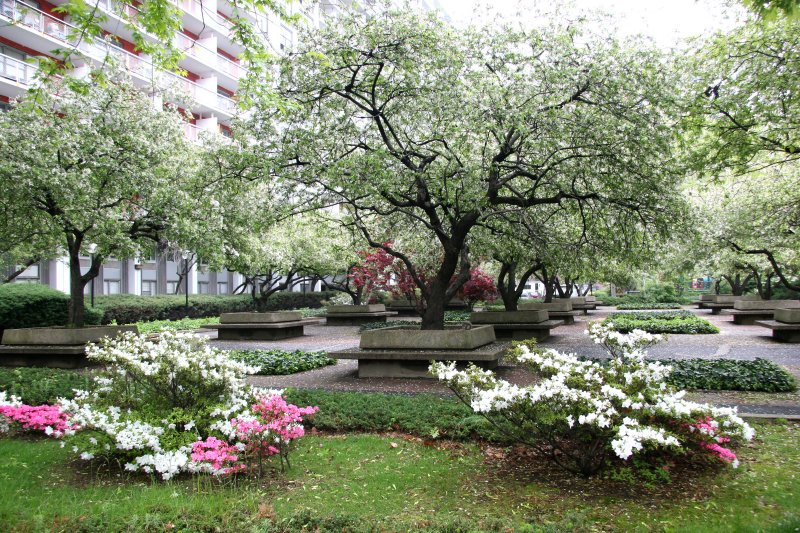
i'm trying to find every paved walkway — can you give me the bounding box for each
[205,306,800,417]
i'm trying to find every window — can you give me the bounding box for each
[217,281,228,294]
[166,281,178,294]
[104,280,120,294]
[198,281,209,294]
[141,280,157,296]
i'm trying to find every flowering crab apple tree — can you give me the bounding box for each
[432,323,754,477]
[0,75,197,327]
[258,8,685,329]
[2,332,319,480]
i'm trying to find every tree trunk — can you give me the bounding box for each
[497,260,519,311]
[420,247,469,330]
[68,247,87,328]
[421,279,447,329]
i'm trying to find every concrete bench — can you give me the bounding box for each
[755,309,800,342]
[721,300,800,325]
[0,325,137,368]
[385,300,421,317]
[470,310,564,341]
[519,301,581,325]
[205,312,323,340]
[323,304,399,326]
[332,325,507,378]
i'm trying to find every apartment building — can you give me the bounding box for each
[1,0,448,298]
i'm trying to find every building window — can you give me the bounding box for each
[104,280,120,295]
[166,281,178,294]
[198,281,209,294]
[141,280,157,296]
[217,281,228,294]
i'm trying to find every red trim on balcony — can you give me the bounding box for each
[0,37,56,59]
[217,48,238,62]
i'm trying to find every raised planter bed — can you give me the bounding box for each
[0,325,137,368]
[518,301,580,325]
[722,300,800,325]
[332,325,507,378]
[206,312,322,341]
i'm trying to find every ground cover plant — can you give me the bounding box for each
[132,316,220,335]
[604,310,719,334]
[228,350,335,375]
[0,367,94,405]
[434,324,753,476]
[666,358,796,392]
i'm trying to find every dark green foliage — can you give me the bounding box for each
[605,311,719,334]
[228,350,335,375]
[96,292,335,324]
[617,303,683,310]
[0,283,102,334]
[359,320,422,332]
[282,389,505,442]
[666,358,797,392]
[443,310,471,322]
[0,367,94,404]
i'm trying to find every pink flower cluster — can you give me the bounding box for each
[190,437,245,474]
[0,403,73,437]
[691,417,737,464]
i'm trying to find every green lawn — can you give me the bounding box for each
[1,422,798,532]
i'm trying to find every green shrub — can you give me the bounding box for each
[616,302,683,310]
[359,320,422,332]
[0,367,94,404]
[0,283,102,334]
[133,316,220,335]
[604,310,719,334]
[443,310,471,322]
[228,350,335,375]
[282,389,505,442]
[96,292,335,324]
[666,358,796,392]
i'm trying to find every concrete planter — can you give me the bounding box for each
[1,325,138,346]
[220,311,302,324]
[699,294,716,302]
[519,300,573,312]
[775,308,800,324]
[360,325,495,350]
[566,297,586,305]
[734,300,800,311]
[470,310,548,324]
[327,304,386,314]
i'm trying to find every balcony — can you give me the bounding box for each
[0,52,39,89]
[0,0,236,120]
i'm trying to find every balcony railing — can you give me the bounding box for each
[0,52,38,85]
[0,0,237,115]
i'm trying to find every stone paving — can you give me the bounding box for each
[205,306,800,416]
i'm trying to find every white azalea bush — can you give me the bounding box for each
[431,323,754,477]
[57,332,316,480]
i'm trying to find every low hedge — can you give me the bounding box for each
[666,358,796,392]
[228,349,335,375]
[604,310,719,334]
[0,367,95,405]
[96,292,335,324]
[616,302,683,310]
[283,389,504,442]
[0,283,102,335]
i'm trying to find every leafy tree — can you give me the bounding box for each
[255,9,685,329]
[0,76,196,326]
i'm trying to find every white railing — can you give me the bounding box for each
[1,0,70,41]
[217,93,236,113]
[0,52,38,85]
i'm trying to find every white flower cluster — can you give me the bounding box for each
[432,326,755,465]
[0,391,22,434]
[60,332,265,479]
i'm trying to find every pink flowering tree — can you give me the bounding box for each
[456,268,498,310]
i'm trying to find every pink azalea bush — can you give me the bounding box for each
[0,391,73,437]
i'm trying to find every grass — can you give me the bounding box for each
[0,422,798,531]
